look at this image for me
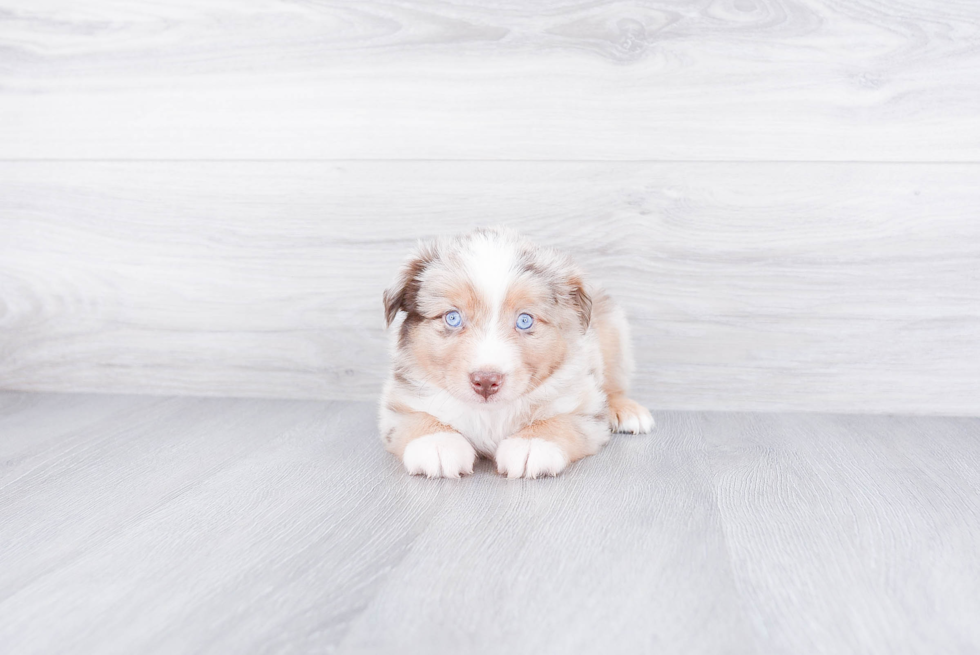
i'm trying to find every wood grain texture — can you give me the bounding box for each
[1,393,979,653]
[2,161,978,414]
[1,0,980,160]
[703,412,980,654]
[337,410,755,654]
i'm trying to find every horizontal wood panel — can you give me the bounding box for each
[1,161,978,414]
[1,0,979,160]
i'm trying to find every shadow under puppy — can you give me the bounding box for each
[380,227,653,479]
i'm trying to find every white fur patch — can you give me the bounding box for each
[464,233,517,313]
[465,235,520,375]
[402,432,477,479]
[471,330,516,376]
[495,437,569,479]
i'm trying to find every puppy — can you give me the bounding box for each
[379,227,653,479]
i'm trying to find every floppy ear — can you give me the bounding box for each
[568,275,593,330]
[383,243,436,328]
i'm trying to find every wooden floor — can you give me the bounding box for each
[1,392,978,654]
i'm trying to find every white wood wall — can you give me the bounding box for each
[1,1,979,414]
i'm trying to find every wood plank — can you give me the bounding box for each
[336,410,757,654]
[2,393,979,653]
[0,392,161,482]
[1,0,979,160]
[0,395,756,654]
[0,396,453,653]
[1,161,978,414]
[703,412,980,653]
[0,396,316,600]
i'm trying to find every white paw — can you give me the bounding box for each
[495,438,569,479]
[609,399,655,434]
[402,432,476,479]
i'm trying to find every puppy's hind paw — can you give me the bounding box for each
[608,396,655,434]
[402,432,476,479]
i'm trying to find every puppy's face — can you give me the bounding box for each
[385,230,591,405]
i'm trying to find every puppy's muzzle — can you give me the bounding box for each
[469,371,503,400]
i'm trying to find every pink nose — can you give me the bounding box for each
[469,371,503,399]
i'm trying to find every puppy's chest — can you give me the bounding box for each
[450,409,526,456]
[418,395,528,456]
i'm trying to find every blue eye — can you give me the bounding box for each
[516,313,533,330]
[445,311,462,328]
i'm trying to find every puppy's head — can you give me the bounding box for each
[384,228,591,405]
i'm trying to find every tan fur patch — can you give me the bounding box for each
[385,411,458,457]
[502,280,544,319]
[566,274,593,328]
[407,277,494,399]
[383,246,437,327]
[593,294,628,397]
[607,394,647,430]
[510,414,597,462]
[504,278,572,392]
[520,334,567,392]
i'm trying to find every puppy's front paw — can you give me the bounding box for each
[495,438,569,479]
[608,396,655,434]
[402,432,476,479]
